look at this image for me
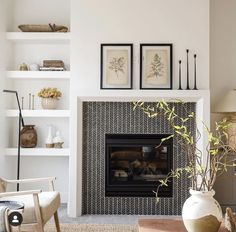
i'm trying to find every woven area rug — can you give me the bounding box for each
[45,224,138,232]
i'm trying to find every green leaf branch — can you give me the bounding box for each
[133,99,236,200]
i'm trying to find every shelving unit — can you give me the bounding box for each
[6,32,71,43]
[3,0,71,203]
[6,71,70,79]
[5,148,70,157]
[6,109,70,118]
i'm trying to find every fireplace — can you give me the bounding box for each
[82,101,195,215]
[105,134,173,197]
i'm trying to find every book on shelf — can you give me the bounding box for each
[39,67,65,71]
[43,60,64,68]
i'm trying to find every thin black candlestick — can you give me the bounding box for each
[193,54,198,90]
[186,49,190,90]
[178,60,182,90]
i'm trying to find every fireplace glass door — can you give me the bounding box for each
[105,134,173,197]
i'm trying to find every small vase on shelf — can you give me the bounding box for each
[38,87,62,110]
[45,125,54,148]
[20,125,37,148]
[41,98,58,109]
[53,130,64,148]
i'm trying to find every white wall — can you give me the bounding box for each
[210,0,236,110]
[71,0,210,95]
[210,0,236,204]
[69,0,210,216]
[0,0,14,179]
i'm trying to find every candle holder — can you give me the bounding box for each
[29,93,31,110]
[193,54,198,90]
[178,60,182,90]
[186,49,190,90]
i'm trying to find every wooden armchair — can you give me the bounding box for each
[0,177,61,232]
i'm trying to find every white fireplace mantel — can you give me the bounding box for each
[68,90,210,217]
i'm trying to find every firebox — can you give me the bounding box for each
[105,134,173,197]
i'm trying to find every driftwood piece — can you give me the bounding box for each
[18,24,68,32]
[225,207,236,232]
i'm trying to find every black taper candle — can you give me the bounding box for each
[193,54,198,90]
[178,60,182,90]
[186,49,190,90]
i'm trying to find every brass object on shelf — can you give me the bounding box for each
[19,63,28,71]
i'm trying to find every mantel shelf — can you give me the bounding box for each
[6,32,71,43]
[6,71,70,79]
[5,148,70,157]
[76,90,210,102]
[6,110,71,118]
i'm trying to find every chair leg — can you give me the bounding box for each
[33,194,44,232]
[54,211,60,232]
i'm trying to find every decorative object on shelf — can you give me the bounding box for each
[39,60,66,71]
[43,60,64,68]
[193,54,198,90]
[18,24,68,32]
[20,125,37,148]
[21,97,24,110]
[3,90,25,191]
[19,63,28,71]
[224,207,235,232]
[134,100,236,232]
[45,125,54,148]
[178,60,182,90]
[100,44,133,89]
[29,63,39,71]
[39,66,65,71]
[186,49,190,90]
[53,131,64,148]
[40,60,65,71]
[28,93,31,110]
[140,44,172,89]
[38,87,62,109]
[213,89,236,149]
[32,95,35,110]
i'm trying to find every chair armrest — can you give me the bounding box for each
[2,177,56,191]
[2,177,56,184]
[0,190,42,198]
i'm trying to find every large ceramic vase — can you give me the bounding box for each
[182,189,222,232]
[41,98,58,109]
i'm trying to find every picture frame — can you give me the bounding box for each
[101,44,133,89]
[140,44,172,89]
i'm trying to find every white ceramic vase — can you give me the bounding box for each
[45,125,54,148]
[182,189,222,232]
[41,98,58,109]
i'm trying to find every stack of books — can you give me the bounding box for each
[40,60,65,71]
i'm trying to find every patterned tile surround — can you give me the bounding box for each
[82,102,196,215]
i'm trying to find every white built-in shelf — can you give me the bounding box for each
[6,32,71,43]
[5,148,70,157]
[6,71,70,79]
[6,110,70,118]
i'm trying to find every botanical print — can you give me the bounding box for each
[144,49,168,86]
[106,49,128,85]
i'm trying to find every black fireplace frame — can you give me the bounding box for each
[105,134,173,197]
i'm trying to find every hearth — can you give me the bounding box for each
[105,134,173,197]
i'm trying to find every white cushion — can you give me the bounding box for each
[1,191,60,224]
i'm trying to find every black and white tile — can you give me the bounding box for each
[82,102,196,215]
